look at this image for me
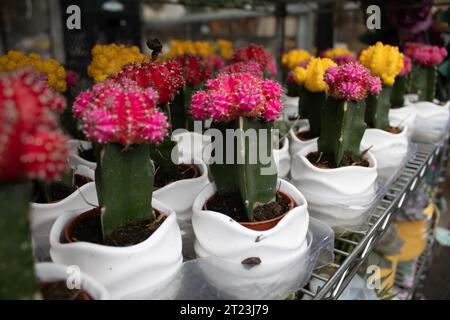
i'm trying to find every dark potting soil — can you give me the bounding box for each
[388,126,402,134]
[78,146,96,162]
[32,174,92,203]
[154,164,199,189]
[296,130,316,141]
[306,151,370,169]
[69,208,166,247]
[205,192,292,223]
[39,281,91,300]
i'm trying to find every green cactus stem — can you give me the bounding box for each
[365,85,393,131]
[100,143,155,239]
[318,97,367,167]
[411,65,437,102]
[390,76,407,108]
[209,117,277,221]
[298,88,326,137]
[170,85,201,131]
[0,181,37,299]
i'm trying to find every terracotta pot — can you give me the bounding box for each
[204,191,295,232]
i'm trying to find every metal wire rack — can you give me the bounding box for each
[298,141,446,300]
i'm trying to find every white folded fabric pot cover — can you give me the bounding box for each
[362,127,409,181]
[191,179,310,299]
[192,179,309,262]
[288,125,318,160]
[412,101,450,143]
[31,165,96,261]
[67,140,97,170]
[389,106,416,139]
[35,262,109,300]
[172,131,212,164]
[291,143,378,228]
[49,198,183,299]
[273,138,291,179]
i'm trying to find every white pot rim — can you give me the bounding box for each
[296,143,378,174]
[289,125,317,144]
[193,179,308,236]
[365,126,408,138]
[50,199,177,254]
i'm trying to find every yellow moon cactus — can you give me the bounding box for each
[292,57,336,92]
[359,42,404,86]
[323,47,353,59]
[281,49,311,70]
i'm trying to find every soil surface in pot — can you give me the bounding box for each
[296,129,316,141]
[78,146,96,162]
[39,281,91,300]
[68,208,166,247]
[306,151,369,169]
[32,174,92,203]
[387,126,402,134]
[205,192,292,222]
[154,164,200,189]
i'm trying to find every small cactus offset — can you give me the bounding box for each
[320,63,382,166]
[0,68,69,298]
[191,72,283,221]
[74,78,169,239]
[292,57,337,137]
[404,42,448,102]
[390,56,412,108]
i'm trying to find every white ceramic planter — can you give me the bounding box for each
[31,165,96,261]
[153,159,209,258]
[273,138,290,179]
[291,143,378,228]
[362,127,409,181]
[191,179,309,299]
[412,101,450,143]
[404,94,419,105]
[288,125,318,160]
[49,198,183,300]
[35,262,109,300]
[282,95,299,122]
[67,140,97,170]
[172,131,212,164]
[389,106,416,139]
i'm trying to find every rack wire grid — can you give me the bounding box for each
[298,138,449,300]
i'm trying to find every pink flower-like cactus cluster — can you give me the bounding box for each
[332,54,358,66]
[399,55,412,77]
[74,79,169,145]
[113,60,185,105]
[0,68,69,181]
[324,62,382,101]
[404,42,448,67]
[191,72,283,122]
[206,55,225,72]
[232,44,277,77]
[220,62,264,79]
[175,54,213,87]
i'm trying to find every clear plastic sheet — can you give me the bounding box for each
[144,217,334,300]
[291,143,418,233]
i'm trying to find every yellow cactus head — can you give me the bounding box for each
[292,57,337,92]
[0,51,67,92]
[323,47,353,59]
[164,40,217,60]
[87,44,145,83]
[216,39,234,60]
[281,49,311,70]
[359,42,404,86]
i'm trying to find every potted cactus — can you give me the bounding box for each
[281,49,311,97]
[291,62,380,227]
[0,68,100,299]
[389,55,416,138]
[50,79,183,299]
[232,44,277,79]
[404,42,450,143]
[288,57,337,157]
[359,42,410,180]
[190,71,309,274]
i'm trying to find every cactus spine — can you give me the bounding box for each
[318,97,367,166]
[100,143,155,238]
[365,85,392,131]
[209,117,277,221]
[299,88,326,137]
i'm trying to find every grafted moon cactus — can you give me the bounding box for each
[391,56,412,108]
[0,68,69,299]
[74,79,169,238]
[320,63,382,166]
[191,72,283,221]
